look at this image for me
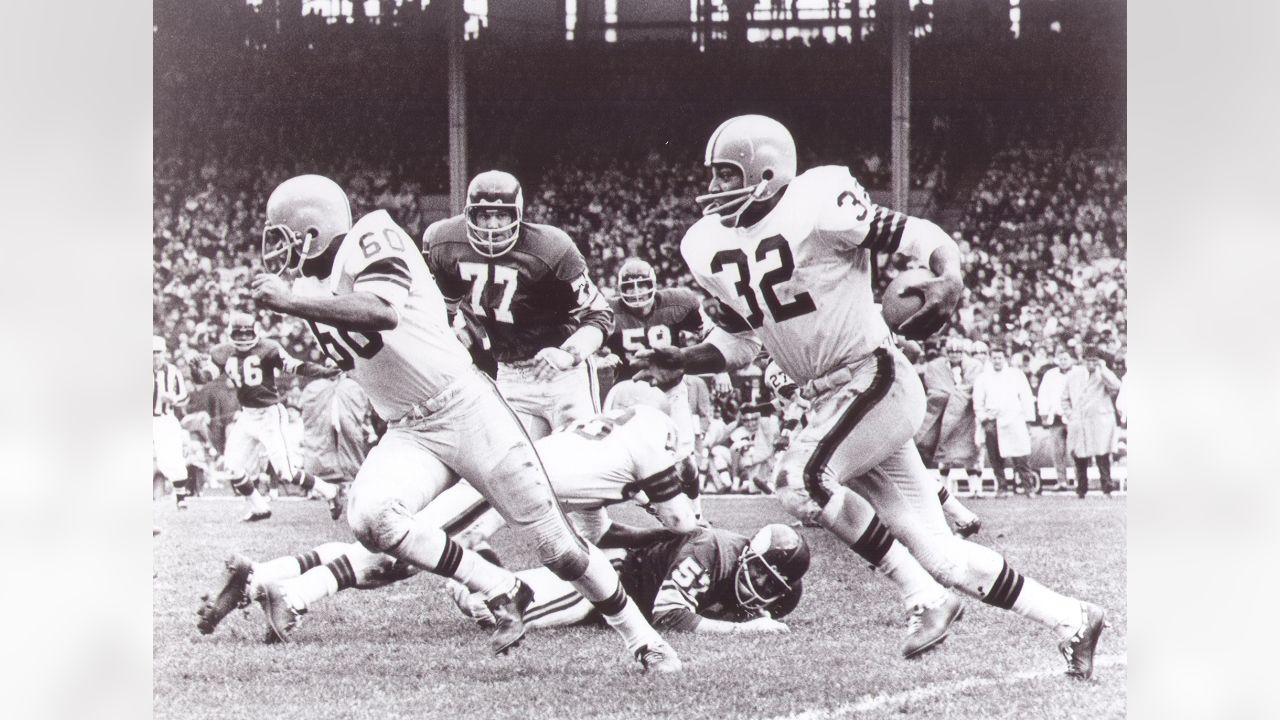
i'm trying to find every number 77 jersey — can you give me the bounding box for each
[680,165,919,385]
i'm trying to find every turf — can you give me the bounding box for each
[153,493,1126,720]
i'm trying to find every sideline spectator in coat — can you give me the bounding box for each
[973,348,1038,496]
[917,337,984,494]
[1035,348,1075,491]
[1062,347,1122,497]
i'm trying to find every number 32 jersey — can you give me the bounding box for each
[681,165,930,385]
[296,210,474,422]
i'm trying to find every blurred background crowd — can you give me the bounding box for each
[154,0,1125,497]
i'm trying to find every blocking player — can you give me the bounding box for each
[153,335,191,509]
[642,115,1107,679]
[604,259,709,517]
[202,311,340,521]
[194,385,699,640]
[451,524,808,636]
[424,170,611,441]
[247,175,679,671]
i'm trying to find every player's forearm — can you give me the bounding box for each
[595,522,679,550]
[926,239,964,284]
[674,342,730,375]
[559,325,604,364]
[278,292,399,332]
[296,361,340,379]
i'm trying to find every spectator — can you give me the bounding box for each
[973,347,1038,496]
[1061,347,1122,498]
[1035,348,1075,491]
[916,337,984,495]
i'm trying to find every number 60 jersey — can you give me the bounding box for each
[681,166,942,385]
[295,210,475,422]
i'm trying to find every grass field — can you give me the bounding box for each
[153,493,1126,720]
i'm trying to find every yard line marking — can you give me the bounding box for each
[763,654,1127,720]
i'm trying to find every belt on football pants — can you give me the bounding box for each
[800,340,896,400]
[387,376,471,426]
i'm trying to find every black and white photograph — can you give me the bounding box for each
[148,1,1132,717]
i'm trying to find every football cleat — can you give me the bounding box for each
[902,593,965,659]
[955,518,982,538]
[242,510,272,523]
[485,578,535,655]
[261,581,305,644]
[176,497,189,510]
[635,641,683,673]
[1060,602,1107,679]
[196,554,254,635]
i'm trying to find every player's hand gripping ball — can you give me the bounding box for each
[882,268,960,340]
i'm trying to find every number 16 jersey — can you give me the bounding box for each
[680,165,927,385]
[296,210,474,422]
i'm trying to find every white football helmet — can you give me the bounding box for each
[228,312,259,351]
[261,175,353,275]
[604,380,671,416]
[696,115,797,227]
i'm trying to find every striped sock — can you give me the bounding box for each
[229,474,255,497]
[986,560,1081,639]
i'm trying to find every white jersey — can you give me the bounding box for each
[681,166,945,384]
[298,210,474,421]
[537,405,685,511]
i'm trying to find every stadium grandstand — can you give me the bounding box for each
[154,0,1125,493]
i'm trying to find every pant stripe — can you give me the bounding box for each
[584,357,601,414]
[802,348,895,506]
[272,405,296,479]
[444,497,495,537]
[523,591,585,623]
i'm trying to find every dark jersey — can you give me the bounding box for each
[606,287,705,381]
[209,339,331,409]
[423,216,612,363]
[619,527,749,631]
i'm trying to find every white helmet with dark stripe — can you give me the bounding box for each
[696,115,797,227]
[262,175,353,275]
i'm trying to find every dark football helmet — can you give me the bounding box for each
[228,312,259,351]
[464,170,523,258]
[617,258,658,310]
[734,523,811,612]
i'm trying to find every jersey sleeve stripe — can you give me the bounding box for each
[865,208,888,249]
[636,466,683,503]
[883,212,907,255]
[356,257,412,283]
[354,272,412,290]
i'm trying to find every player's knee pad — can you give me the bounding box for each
[527,514,590,581]
[347,494,414,554]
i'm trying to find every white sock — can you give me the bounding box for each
[879,542,950,610]
[283,566,340,612]
[1010,578,1084,640]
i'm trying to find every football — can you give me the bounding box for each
[880,267,934,331]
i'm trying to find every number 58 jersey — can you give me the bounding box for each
[681,166,931,385]
[296,210,475,422]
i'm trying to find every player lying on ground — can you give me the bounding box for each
[450,524,809,636]
[640,115,1107,679]
[196,385,699,643]
[243,174,680,671]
